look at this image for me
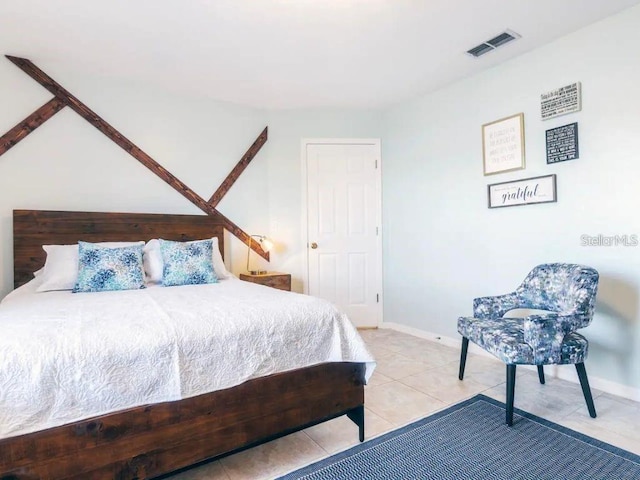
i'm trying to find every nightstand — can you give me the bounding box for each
[239,272,292,291]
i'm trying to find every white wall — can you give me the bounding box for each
[383,5,640,390]
[0,60,382,297]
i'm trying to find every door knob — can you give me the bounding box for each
[310,242,318,249]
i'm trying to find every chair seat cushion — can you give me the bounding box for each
[457,316,588,365]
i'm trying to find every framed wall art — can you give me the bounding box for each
[546,123,579,164]
[488,174,557,209]
[482,113,525,176]
[540,82,581,121]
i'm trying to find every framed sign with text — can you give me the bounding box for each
[546,123,579,164]
[541,82,581,120]
[482,113,525,176]
[488,174,557,209]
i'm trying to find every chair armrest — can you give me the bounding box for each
[523,314,577,364]
[473,292,519,319]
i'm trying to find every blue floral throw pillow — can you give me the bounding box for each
[159,239,218,287]
[73,242,146,293]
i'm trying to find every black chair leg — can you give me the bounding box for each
[458,337,469,380]
[506,364,517,426]
[575,362,597,418]
[537,365,545,384]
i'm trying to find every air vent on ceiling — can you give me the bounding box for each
[466,29,521,57]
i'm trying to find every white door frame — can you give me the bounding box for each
[300,138,383,327]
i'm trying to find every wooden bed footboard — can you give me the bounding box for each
[0,362,365,479]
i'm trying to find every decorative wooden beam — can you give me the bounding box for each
[4,56,211,216]
[0,97,65,156]
[208,210,267,259]
[4,55,269,260]
[208,126,268,207]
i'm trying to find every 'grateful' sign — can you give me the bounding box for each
[488,175,557,208]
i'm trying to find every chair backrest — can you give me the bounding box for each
[516,263,599,327]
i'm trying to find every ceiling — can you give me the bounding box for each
[1,0,639,109]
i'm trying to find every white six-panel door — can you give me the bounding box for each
[304,140,381,328]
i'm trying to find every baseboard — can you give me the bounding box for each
[547,365,640,402]
[380,322,640,403]
[380,322,495,359]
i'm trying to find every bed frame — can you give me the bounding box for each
[1,209,365,480]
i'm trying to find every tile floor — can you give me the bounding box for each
[170,328,640,480]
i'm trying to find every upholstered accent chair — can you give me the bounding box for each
[457,263,599,426]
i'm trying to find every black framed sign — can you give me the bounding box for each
[488,174,557,208]
[546,123,579,164]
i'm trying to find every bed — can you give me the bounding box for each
[0,209,373,479]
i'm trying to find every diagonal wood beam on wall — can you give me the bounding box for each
[0,97,66,156]
[4,55,269,260]
[209,210,267,258]
[5,56,211,215]
[208,126,268,207]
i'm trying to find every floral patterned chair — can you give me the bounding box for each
[457,263,599,426]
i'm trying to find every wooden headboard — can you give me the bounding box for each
[13,210,225,289]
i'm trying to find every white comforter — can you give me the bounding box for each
[0,278,374,440]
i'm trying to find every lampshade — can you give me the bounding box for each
[260,237,274,253]
[246,234,274,275]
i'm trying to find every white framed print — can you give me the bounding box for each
[541,82,582,121]
[488,174,557,209]
[482,113,525,176]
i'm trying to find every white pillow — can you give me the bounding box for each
[36,242,144,292]
[143,237,229,283]
[143,239,163,284]
[211,237,231,280]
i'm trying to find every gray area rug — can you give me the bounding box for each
[279,394,640,480]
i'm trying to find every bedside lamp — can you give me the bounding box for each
[246,234,274,275]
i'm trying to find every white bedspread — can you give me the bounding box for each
[0,278,374,440]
